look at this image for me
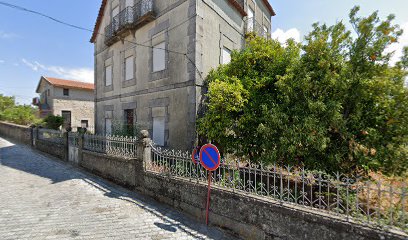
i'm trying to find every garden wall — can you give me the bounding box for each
[141,171,406,240]
[0,121,32,145]
[81,150,136,188]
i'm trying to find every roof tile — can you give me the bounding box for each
[44,77,94,90]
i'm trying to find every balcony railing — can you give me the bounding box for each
[245,17,270,38]
[104,0,155,46]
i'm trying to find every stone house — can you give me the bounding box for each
[90,0,275,149]
[34,76,95,129]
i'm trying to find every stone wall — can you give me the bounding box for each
[52,99,94,128]
[0,121,32,145]
[140,171,406,240]
[81,150,136,188]
[34,139,65,160]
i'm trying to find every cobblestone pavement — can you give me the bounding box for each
[0,137,236,240]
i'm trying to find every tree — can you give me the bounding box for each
[198,7,408,176]
[0,94,40,126]
[43,115,64,130]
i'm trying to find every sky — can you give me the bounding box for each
[0,0,407,105]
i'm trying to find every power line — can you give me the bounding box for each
[0,1,205,80]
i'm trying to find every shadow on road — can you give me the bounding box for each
[0,139,235,240]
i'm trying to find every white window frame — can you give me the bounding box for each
[222,47,232,64]
[263,25,268,37]
[152,42,166,72]
[105,65,112,86]
[125,56,134,81]
[153,116,165,146]
[247,7,254,32]
[105,118,112,135]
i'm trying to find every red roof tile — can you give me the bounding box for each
[38,77,94,92]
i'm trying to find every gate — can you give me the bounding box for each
[68,132,80,164]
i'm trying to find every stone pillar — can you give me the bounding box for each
[30,126,35,146]
[63,131,69,162]
[78,133,84,166]
[135,130,152,190]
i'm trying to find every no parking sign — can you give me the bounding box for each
[191,143,221,225]
[199,144,221,171]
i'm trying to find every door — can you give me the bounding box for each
[105,118,112,136]
[124,109,134,136]
[61,111,71,129]
[153,116,165,146]
[125,0,134,23]
[112,6,120,31]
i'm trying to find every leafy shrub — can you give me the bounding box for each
[198,7,408,176]
[43,115,64,130]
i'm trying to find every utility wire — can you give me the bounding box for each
[0,1,205,81]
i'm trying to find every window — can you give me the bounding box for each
[153,42,166,72]
[153,116,165,146]
[222,47,231,64]
[125,0,133,22]
[81,120,89,128]
[105,118,112,135]
[47,89,50,96]
[105,65,112,86]
[112,6,119,31]
[63,88,69,96]
[124,109,134,135]
[61,111,71,128]
[263,25,268,37]
[125,0,133,8]
[125,56,134,81]
[247,7,254,32]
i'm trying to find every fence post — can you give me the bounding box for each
[135,130,151,190]
[63,130,69,162]
[30,125,35,147]
[78,132,84,166]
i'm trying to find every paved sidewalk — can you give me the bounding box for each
[0,137,236,240]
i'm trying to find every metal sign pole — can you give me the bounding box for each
[206,171,212,226]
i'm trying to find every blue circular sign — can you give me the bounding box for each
[199,144,221,171]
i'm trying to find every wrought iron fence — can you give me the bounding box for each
[83,134,137,158]
[38,128,64,144]
[147,143,408,233]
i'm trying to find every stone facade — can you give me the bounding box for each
[35,76,95,129]
[92,0,274,150]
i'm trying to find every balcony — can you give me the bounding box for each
[104,0,155,46]
[244,17,270,38]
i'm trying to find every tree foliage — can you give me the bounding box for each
[0,94,39,125]
[198,7,408,175]
[43,115,64,130]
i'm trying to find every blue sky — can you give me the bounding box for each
[0,0,407,105]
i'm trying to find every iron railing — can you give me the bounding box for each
[38,128,64,144]
[104,0,155,44]
[245,17,270,38]
[83,134,137,158]
[147,143,408,234]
